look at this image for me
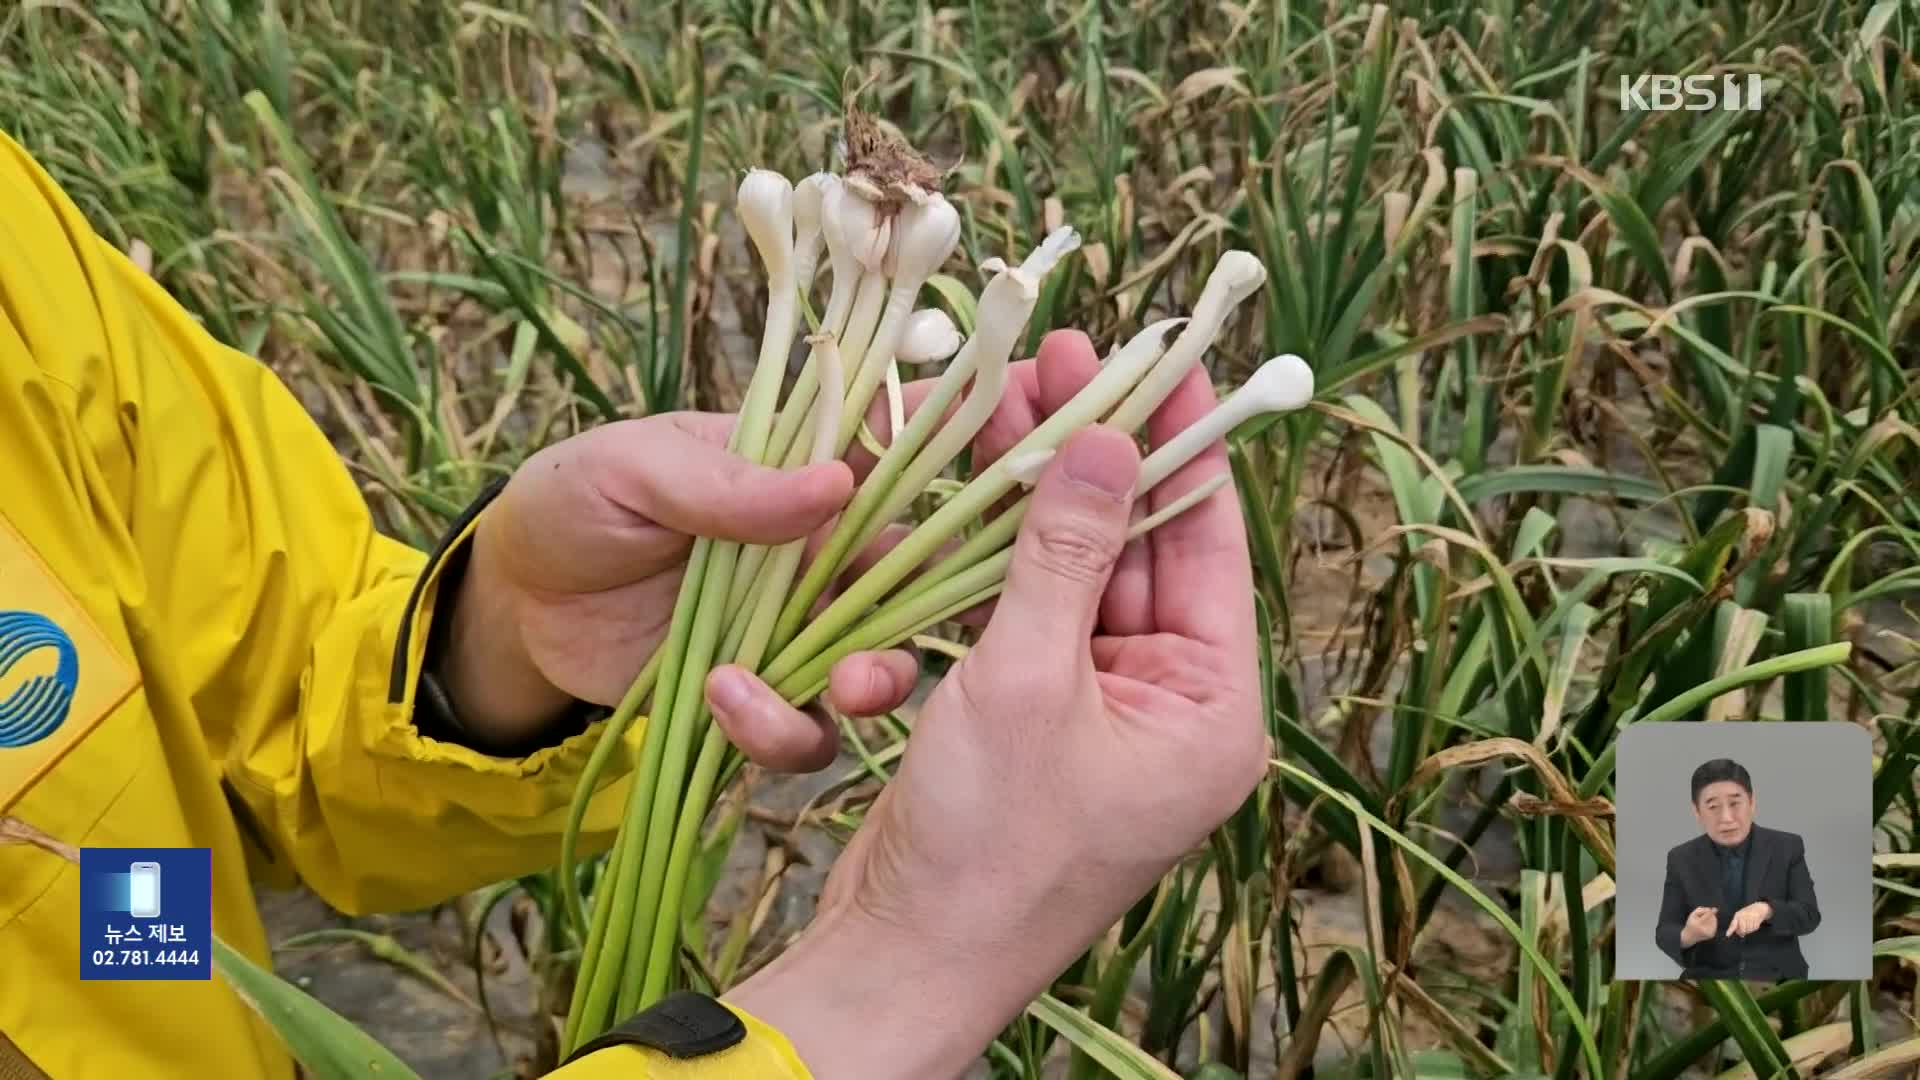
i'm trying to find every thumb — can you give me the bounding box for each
[596,415,855,544]
[977,425,1139,666]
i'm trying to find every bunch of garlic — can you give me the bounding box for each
[562,136,1317,1051]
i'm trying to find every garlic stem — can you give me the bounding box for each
[720,331,849,632]
[620,174,891,1023]
[1103,250,1266,434]
[775,231,1052,638]
[839,275,891,389]
[1000,355,1311,492]
[775,470,1228,705]
[885,360,906,442]
[734,169,799,461]
[778,548,1012,702]
[857,352,1305,671]
[760,175,865,472]
[1004,448,1054,487]
[720,194,907,628]
[825,270,892,408]
[714,335,847,711]
[809,335,845,465]
[890,351,1307,621]
[725,266,864,627]
[832,275,907,448]
[761,268,887,472]
[791,172,830,297]
[859,226,1080,547]
[556,645,661,958]
[1126,472,1231,538]
[1136,353,1313,491]
[764,316,1186,682]
[860,335,1003,542]
[609,167,800,1020]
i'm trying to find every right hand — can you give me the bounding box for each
[724,330,1272,1078]
[1681,905,1719,947]
[820,361,1270,936]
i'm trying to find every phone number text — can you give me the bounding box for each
[87,949,202,966]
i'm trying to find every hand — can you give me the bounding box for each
[437,411,913,757]
[684,332,1145,770]
[1680,905,1719,947]
[726,330,1271,1078]
[1726,901,1771,937]
[440,337,1096,762]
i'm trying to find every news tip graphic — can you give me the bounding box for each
[79,847,211,980]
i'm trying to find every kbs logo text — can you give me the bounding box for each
[1620,74,1765,112]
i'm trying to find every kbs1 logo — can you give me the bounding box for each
[1620,73,1766,112]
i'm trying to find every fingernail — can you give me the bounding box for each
[1060,428,1135,499]
[709,668,751,714]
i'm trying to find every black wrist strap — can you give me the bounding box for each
[562,990,747,1064]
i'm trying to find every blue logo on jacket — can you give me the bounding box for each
[0,610,79,748]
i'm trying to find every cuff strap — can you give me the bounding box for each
[563,990,748,1064]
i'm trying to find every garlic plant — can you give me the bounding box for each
[559,113,1317,1053]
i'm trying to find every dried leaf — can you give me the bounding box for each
[1171,66,1249,105]
[1395,738,1616,873]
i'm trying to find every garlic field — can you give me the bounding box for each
[3,1,1917,1078]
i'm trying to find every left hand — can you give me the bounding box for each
[436,411,911,761]
[1726,900,1772,937]
[436,343,1096,766]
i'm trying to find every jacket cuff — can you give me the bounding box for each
[389,475,610,757]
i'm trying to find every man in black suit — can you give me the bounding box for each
[1655,758,1822,980]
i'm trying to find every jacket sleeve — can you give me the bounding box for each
[0,129,634,914]
[543,1002,813,1080]
[1760,833,1822,937]
[1653,848,1696,969]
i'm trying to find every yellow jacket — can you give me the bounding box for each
[0,131,808,1078]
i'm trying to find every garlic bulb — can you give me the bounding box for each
[896,308,964,365]
[736,169,796,279]
[882,192,963,281]
[833,193,963,453]
[827,180,891,275]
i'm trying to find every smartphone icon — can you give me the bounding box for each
[128,862,162,919]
